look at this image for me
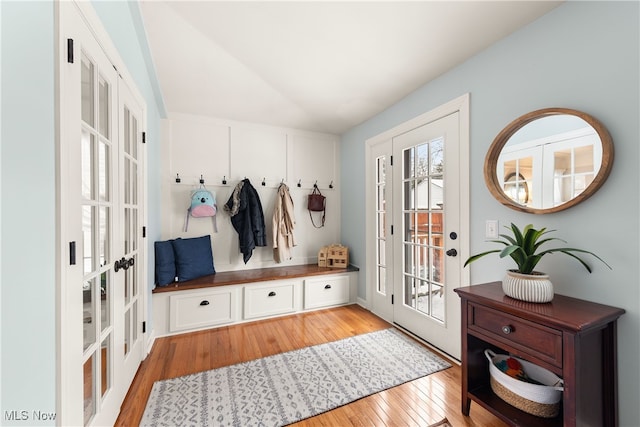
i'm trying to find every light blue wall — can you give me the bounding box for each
[1,1,57,424]
[341,2,639,425]
[0,1,162,424]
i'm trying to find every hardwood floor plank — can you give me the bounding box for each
[115,304,506,426]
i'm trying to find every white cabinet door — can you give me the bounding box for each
[244,281,299,319]
[304,275,350,309]
[170,288,236,332]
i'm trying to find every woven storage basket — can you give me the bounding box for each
[485,350,564,418]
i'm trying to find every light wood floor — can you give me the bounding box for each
[115,304,507,426]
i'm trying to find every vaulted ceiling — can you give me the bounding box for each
[139,1,562,135]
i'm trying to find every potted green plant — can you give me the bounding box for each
[464,223,611,302]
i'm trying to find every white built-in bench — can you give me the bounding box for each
[152,264,359,336]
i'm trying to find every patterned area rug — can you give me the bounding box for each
[141,328,451,426]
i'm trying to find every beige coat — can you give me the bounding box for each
[272,183,296,263]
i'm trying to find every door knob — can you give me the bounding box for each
[114,256,134,272]
[446,248,458,257]
[114,257,127,272]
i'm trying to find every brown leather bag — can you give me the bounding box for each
[308,186,325,228]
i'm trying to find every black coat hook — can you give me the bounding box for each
[222,175,227,185]
[199,175,205,184]
[175,173,181,183]
[297,179,302,188]
[313,180,318,189]
[261,177,266,186]
[329,180,334,189]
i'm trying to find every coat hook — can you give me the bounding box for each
[313,180,318,189]
[175,173,181,183]
[329,180,334,189]
[222,175,227,185]
[261,177,266,186]
[297,179,302,188]
[199,174,205,184]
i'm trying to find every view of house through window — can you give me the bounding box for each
[402,138,445,322]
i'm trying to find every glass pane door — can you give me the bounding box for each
[118,80,145,387]
[401,139,445,322]
[391,112,462,358]
[80,50,115,425]
[122,105,141,360]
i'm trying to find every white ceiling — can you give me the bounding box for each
[139,1,561,135]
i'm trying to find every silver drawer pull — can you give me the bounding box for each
[502,325,513,335]
[324,284,332,289]
[268,291,277,297]
[200,300,210,306]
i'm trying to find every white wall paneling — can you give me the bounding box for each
[168,115,230,185]
[291,133,338,189]
[230,125,287,185]
[161,114,341,271]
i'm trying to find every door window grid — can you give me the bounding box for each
[122,106,141,359]
[81,51,114,425]
[375,155,387,295]
[402,139,445,322]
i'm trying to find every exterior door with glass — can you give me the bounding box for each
[391,112,462,358]
[58,3,146,425]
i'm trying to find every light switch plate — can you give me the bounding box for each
[486,220,499,239]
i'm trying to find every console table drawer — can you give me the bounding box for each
[170,289,236,332]
[468,302,563,367]
[244,281,298,320]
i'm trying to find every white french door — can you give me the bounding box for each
[58,3,146,425]
[392,112,461,358]
[366,96,469,359]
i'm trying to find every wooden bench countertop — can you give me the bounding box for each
[152,264,359,294]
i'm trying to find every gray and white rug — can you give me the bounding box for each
[141,328,450,427]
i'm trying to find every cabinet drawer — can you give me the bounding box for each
[304,275,350,309]
[468,302,562,367]
[244,282,298,320]
[170,289,236,332]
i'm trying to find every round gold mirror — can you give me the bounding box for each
[484,108,613,214]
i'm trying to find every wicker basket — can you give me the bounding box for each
[485,350,564,418]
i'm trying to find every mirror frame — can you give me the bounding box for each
[484,107,614,214]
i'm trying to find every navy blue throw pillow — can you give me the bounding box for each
[171,235,215,282]
[154,240,176,286]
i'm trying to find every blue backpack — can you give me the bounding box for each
[184,187,218,232]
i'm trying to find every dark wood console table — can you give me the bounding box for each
[455,282,625,427]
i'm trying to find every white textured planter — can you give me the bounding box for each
[502,270,554,303]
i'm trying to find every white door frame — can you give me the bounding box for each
[365,94,470,355]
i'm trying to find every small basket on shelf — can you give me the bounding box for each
[485,349,564,418]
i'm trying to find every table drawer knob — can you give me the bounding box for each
[502,325,513,334]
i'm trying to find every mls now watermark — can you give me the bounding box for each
[4,410,57,422]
